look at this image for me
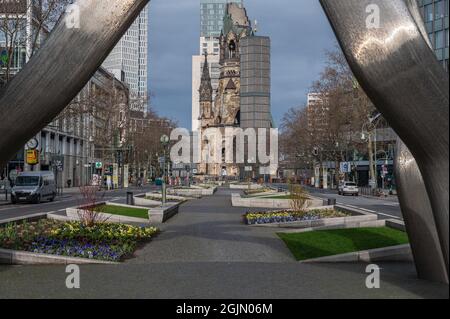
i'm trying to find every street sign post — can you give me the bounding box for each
[160,135,170,205]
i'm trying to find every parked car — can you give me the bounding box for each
[11,171,56,204]
[338,181,359,196]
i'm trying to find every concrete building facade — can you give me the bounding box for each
[0,2,130,189]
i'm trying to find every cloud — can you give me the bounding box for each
[148,0,336,129]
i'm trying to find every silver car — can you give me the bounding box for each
[11,171,56,204]
[338,181,359,196]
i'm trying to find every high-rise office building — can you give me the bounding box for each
[418,0,449,70]
[193,0,243,131]
[201,0,243,38]
[103,4,149,111]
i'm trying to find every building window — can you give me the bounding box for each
[435,0,445,19]
[425,4,434,22]
[435,30,445,49]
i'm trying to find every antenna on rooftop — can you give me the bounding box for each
[253,19,258,34]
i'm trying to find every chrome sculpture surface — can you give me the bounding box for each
[0,0,150,166]
[394,0,448,284]
[395,141,448,283]
[320,0,449,283]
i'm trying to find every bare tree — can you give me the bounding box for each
[0,0,70,86]
[280,46,377,186]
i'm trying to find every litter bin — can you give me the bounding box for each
[323,198,336,206]
[126,192,134,206]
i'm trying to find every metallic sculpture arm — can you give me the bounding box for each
[394,1,447,284]
[0,0,150,166]
[395,140,448,283]
[319,0,449,280]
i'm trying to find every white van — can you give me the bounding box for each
[11,171,56,204]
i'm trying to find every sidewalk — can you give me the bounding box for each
[0,193,10,206]
[0,187,447,298]
[130,187,293,263]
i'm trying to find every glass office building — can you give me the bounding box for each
[200,0,243,38]
[418,0,449,70]
[103,4,149,111]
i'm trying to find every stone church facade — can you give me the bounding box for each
[197,3,273,179]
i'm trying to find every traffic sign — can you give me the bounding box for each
[340,162,351,173]
[26,149,39,165]
[95,162,103,169]
[160,135,170,144]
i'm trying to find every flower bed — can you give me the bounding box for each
[244,209,348,225]
[0,219,158,262]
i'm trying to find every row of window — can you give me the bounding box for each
[422,0,448,22]
[428,28,450,49]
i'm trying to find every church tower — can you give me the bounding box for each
[199,53,214,128]
[197,3,254,179]
[213,3,251,126]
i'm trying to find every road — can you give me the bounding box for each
[271,184,403,220]
[1,183,404,225]
[0,185,158,221]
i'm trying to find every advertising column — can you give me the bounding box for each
[123,164,129,188]
[322,166,328,189]
[314,165,320,188]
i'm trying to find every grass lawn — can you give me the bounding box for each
[278,227,409,261]
[97,205,149,219]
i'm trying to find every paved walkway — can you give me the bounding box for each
[129,188,293,264]
[0,188,448,298]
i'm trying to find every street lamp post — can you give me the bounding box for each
[361,112,383,190]
[160,134,170,205]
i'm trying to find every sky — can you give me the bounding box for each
[148,0,337,129]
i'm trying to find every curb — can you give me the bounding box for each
[0,248,119,265]
[299,244,412,263]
